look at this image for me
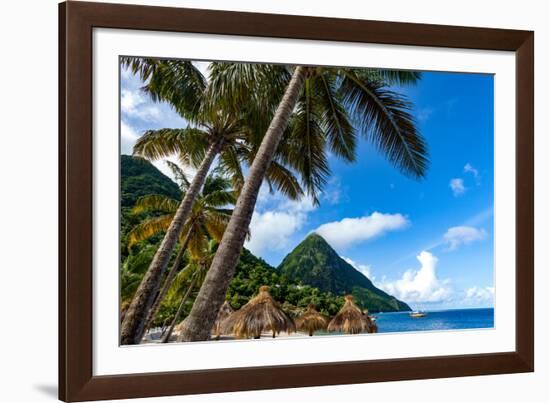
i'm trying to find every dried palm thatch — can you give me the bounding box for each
[174,320,185,335]
[363,310,378,333]
[223,286,296,339]
[281,301,303,319]
[368,318,378,333]
[296,304,329,336]
[328,295,370,334]
[211,301,235,339]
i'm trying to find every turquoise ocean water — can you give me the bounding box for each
[374,308,494,333]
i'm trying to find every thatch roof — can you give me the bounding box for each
[212,301,234,339]
[363,310,378,333]
[281,301,303,318]
[222,286,296,339]
[327,295,370,334]
[296,304,329,336]
[173,320,185,336]
[368,318,378,333]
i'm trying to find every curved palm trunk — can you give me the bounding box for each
[142,228,192,334]
[179,66,307,342]
[161,274,198,343]
[120,139,223,345]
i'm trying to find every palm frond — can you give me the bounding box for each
[201,175,233,196]
[279,79,331,204]
[357,69,422,86]
[164,160,190,190]
[216,145,245,195]
[187,221,209,258]
[133,127,209,167]
[164,263,197,304]
[315,71,357,161]
[121,57,160,82]
[202,210,231,241]
[127,214,174,247]
[132,195,179,214]
[339,70,429,178]
[207,63,290,114]
[265,159,304,201]
[120,57,207,119]
[201,190,236,208]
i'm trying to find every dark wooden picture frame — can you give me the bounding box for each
[59,1,534,401]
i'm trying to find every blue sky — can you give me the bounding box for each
[121,63,494,310]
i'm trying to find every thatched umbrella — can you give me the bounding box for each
[223,286,296,339]
[211,301,234,339]
[296,304,329,336]
[173,320,185,336]
[363,310,378,333]
[328,295,370,334]
[369,319,378,333]
[281,301,302,319]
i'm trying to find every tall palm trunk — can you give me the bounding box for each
[179,66,307,341]
[142,228,192,334]
[120,139,223,345]
[161,273,199,343]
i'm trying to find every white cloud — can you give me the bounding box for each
[464,163,479,178]
[342,257,373,280]
[379,251,453,303]
[464,162,481,185]
[256,182,317,212]
[121,120,139,142]
[443,226,487,251]
[314,212,409,249]
[280,196,316,213]
[246,210,305,255]
[449,178,466,196]
[120,65,132,80]
[463,286,494,306]
[245,193,316,256]
[121,89,162,122]
[322,177,343,205]
[416,107,434,122]
[121,120,140,155]
[121,89,142,113]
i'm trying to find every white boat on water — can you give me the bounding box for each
[409,311,427,318]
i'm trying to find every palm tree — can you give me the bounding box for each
[179,65,429,341]
[120,59,304,344]
[161,240,218,343]
[125,174,236,342]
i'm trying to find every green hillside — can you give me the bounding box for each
[226,248,346,317]
[121,155,181,208]
[278,233,411,312]
[120,155,182,258]
[119,157,410,319]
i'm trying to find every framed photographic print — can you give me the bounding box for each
[59,1,534,401]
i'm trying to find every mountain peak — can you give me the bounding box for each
[277,234,411,312]
[303,232,330,245]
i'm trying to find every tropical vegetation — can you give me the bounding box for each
[120,59,305,344]
[120,158,410,342]
[119,58,429,344]
[179,64,428,341]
